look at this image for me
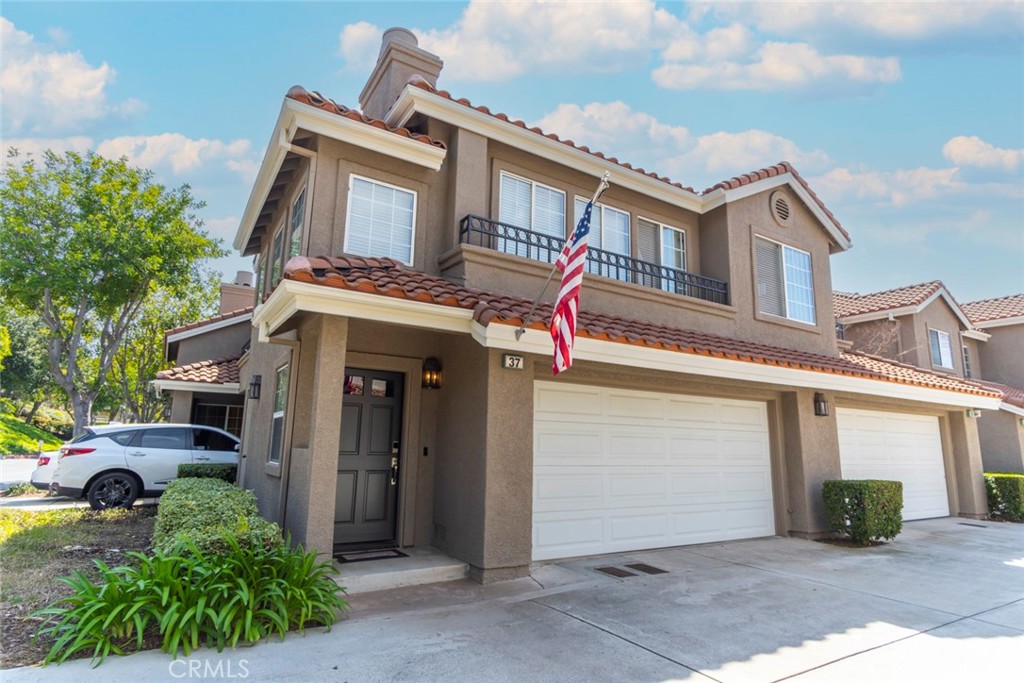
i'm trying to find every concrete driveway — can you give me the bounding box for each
[5,517,1022,682]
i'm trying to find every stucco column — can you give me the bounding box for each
[169,391,192,423]
[286,315,348,556]
[947,411,988,519]
[781,389,842,537]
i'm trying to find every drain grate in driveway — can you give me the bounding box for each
[594,566,638,578]
[626,563,668,575]
[593,563,669,578]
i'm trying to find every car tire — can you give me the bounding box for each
[86,472,140,510]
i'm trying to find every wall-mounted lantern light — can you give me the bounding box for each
[966,408,981,419]
[422,358,443,390]
[248,374,262,400]
[813,392,829,417]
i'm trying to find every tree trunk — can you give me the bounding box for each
[24,400,43,422]
[70,393,93,438]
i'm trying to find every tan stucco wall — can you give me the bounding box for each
[172,321,252,366]
[978,324,1024,387]
[842,319,901,359]
[219,283,254,314]
[168,390,192,423]
[780,389,842,537]
[978,410,1024,473]
[912,299,971,377]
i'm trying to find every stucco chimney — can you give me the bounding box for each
[219,275,254,314]
[359,27,443,120]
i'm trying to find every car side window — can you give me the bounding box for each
[109,432,136,446]
[192,428,237,452]
[138,428,190,450]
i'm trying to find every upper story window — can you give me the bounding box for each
[253,254,264,305]
[498,172,565,261]
[929,329,954,369]
[962,344,972,378]
[289,187,306,258]
[575,198,630,281]
[269,363,290,464]
[345,175,416,265]
[270,223,285,289]
[755,236,815,325]
[638,218,687,293]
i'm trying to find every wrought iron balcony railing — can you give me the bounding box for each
[459,214,729,306]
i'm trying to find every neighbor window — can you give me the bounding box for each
[575,199,630,281]
[268,364,290,464]
[962,345,972,378]
[929,329,954,369]
[270,223,285,289]
[637,218,686,292]
[289,187,306,258]
[345,176,416,264]
[498,172,566,261]
[253,254,264,304]
[755,237,815,324]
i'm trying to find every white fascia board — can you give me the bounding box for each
[251,279,475,342]
[998,402,1024,418]
[151,379,241,395]
[962,329,991,341]
[839,289,981,334]
[973,315,1024,330]
[838,307,917,324]
[387,87,706,213]
[166,313,254,345]
[233,99,446,252]
[478,322,1002,410]
[718,173,852,251]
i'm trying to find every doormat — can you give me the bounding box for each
[335,549,408,563]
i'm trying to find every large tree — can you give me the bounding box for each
[0,311,59,421]
[0,150,225,436]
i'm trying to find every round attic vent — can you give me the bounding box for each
[770,191,792,226]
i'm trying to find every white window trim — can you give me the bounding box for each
[499,171,567,237]
[639,216,686,270]
[929,328,955,369]
[269,363,290,464]
[575,197,631,254]
[344,174,418,266]
[755,235,816,326]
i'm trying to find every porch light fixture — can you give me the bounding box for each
[422,358,443,390]
[813,392,829,417]
[966,408,981,419]
[248,375,262,400]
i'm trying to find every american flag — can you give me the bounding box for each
[550,201,594,375]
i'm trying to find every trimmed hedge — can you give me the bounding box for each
[153,478,281,556]
[823,479,903,545]
[984,473,1024,522]
[176,462,237,483]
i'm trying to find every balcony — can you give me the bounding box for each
[459,214,729,306]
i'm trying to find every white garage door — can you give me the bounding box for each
[532,382,775,561]
[837,407,949,521]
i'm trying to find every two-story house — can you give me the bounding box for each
[230,28,999,582]
[962,294,1024,473]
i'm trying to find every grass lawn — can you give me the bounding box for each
[0,507,156,668]
[0,414,64,456]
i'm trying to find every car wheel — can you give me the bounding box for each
[87,472,139,510]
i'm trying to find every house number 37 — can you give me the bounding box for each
[502,354,524,370]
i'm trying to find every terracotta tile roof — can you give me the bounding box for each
[962,293,1024,324]
[283,256,998,400]
[832,282,945,319]
[156,357,240,385]
[165,306,254,337]
[286,85,445,151]
[702,162,850,242]
[967,379,1024,409]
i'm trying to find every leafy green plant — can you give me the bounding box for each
[153,478,281,556]
[984,473,1024,522]
[34,535,348,666]
[1,482,41,497]
[176,463,237,483]
[823,479,903,545]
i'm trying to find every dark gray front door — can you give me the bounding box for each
[335,368,404,546]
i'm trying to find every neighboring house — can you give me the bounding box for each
[962,294,1024,473]
[230,28,1000,581]
[152,276,254,436]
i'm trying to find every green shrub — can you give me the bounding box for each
[823,479,903,544]
[34,534,348,666]
[984,473,1024,522]
[176,462,237,483]
[153,478,281,556]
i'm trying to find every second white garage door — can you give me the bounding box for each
[837,407,949,521]
[533,382,775,561]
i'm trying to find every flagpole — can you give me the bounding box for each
[514,172,610,341]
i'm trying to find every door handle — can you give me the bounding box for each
[390,456,399,486]
[128,451,146,457]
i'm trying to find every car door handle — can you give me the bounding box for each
[128,451,146,457]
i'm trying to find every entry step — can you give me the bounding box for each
[335,546,468,594]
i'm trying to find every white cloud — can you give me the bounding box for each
[811,165,962,208]
[654,41,900,92]
[0,18,138,134]
[96,134,254,175]
[204,216,241,243]
[338,0,683,82]
[534,101,829,189]
[942,135,1024,172]
[1,136,94,159]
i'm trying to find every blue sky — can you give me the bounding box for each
[2,1,1022,302]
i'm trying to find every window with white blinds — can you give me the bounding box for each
[637,218,686,292]
[345,176,416,265]
[929,329,954,369]
[575,198,630,281]
[498,173,565,261]
[755,237,815,324]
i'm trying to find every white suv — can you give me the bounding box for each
[51,424,239,510]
